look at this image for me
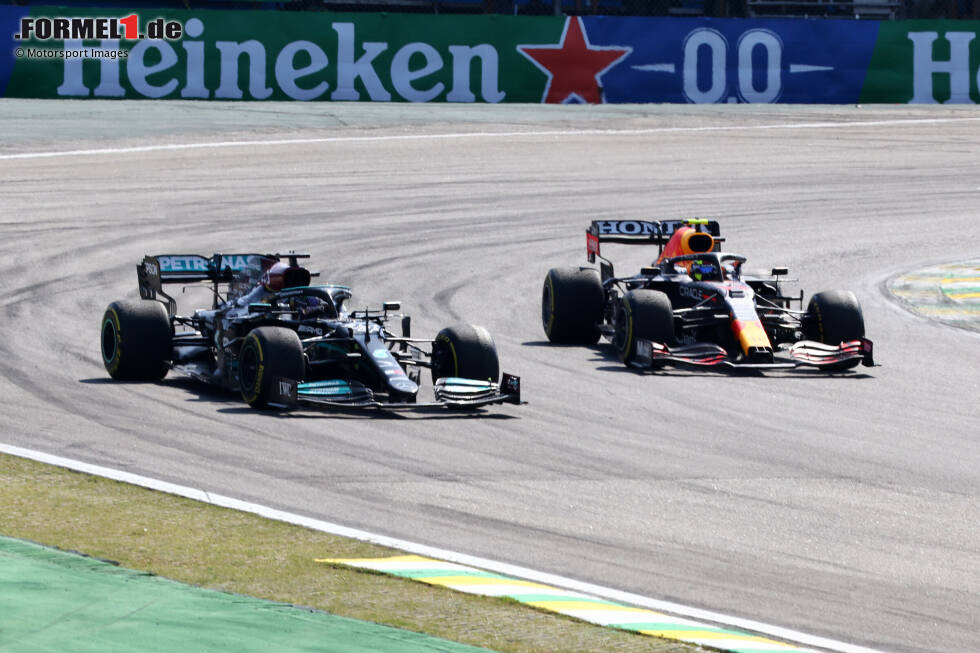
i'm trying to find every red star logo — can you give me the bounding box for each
[518,17,631,104]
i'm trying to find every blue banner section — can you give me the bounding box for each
[0,7,27,96]
[586,17,881,104]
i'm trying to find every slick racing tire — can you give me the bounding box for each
[542,267,604,344]
[613,290,674,368]
[101,300,171,381]
[431,324,499,384]
[239,326,304,409]
[804,291,866,345]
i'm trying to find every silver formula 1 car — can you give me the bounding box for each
[101,252,520,410]
[542,219,874,372]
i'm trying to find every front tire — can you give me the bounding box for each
[542,267,604,344]
[239,327,304,409]
[613,290,674,367]
[804,291,865,345]
[101,300,171,381]
[431,324,499,384]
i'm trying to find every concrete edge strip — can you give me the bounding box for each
[318,554,818,653]
[2,116,979,161]
[0,442,884,653]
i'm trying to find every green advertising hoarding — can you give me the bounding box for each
[2,7,979,104]
[5,9,561,102]
[861,20,980,103]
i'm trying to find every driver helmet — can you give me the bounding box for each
[261,262,288,291]
[691,259,720,281]
[262,262,311,291]
[289,295,323,315]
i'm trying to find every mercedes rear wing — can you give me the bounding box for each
[138,252,310,314]
[586,219,722,263]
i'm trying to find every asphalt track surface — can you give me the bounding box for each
[1,100,978,653]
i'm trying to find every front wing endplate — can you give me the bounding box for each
[633,338,874,371]
[279,374,522,411]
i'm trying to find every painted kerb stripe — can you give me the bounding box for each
[319,555,819,653]
[888,261,980,330]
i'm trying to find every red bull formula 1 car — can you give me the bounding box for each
[101,252,520,410]
[542,220,874,371]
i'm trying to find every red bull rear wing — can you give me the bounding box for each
[586,219,722,263]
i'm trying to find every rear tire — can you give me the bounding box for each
[804,291,865,345]
[613,290,674,367]
[542,267,604,344]
[431,324,499,384]
[239,327,304,409]
[101,300,171,381]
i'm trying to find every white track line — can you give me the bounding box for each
[0,442,885,653]
[1,116,978,161]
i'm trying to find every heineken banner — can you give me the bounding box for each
[2,7,978,103]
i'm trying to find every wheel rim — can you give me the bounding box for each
[101,318,117,364]
[541,282,553,333]
[612,304,628,355]
[240,343,259,393]
[431,342,450,380]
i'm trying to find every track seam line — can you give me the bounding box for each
[2,116,979,161]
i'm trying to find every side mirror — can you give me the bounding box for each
[771,267,789,277]
[600,260,615,283]
[249,302,272,313]
[383,301,401,312]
